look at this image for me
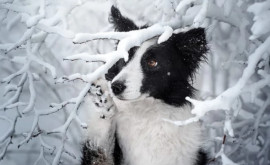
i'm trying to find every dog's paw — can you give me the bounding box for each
[89,79,116,120]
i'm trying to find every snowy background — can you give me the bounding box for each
[0,0,270,164]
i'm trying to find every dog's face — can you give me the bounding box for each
[106,6,207,106]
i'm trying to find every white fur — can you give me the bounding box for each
[86,107,115,154]
[85,79,116,158]
[112,39,156,100]
[114,97,202,165]
[86,40,203,165]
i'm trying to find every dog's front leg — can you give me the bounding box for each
[81,80,118,165]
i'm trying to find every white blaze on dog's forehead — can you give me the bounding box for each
[112,38,157,100]
[134,38,157,58]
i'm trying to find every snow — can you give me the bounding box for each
[37,23,75,39]
[248,2,270,40]
[166,36,270,126]
[158,26,173,44]
[176,0,198,14]
[0,0,270,164]
[193,0,208,27]
[249,10,270,40]
[73,31,128,43]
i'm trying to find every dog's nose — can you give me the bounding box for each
[111,81,126,95]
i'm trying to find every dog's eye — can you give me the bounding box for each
[147,60,158,67]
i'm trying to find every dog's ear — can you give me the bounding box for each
[170,28,208,77]
[106,6,140,81]
[109,6,139,32]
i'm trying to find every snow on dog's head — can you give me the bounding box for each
[106,6,207,106]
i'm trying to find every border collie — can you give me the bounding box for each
[81,6,208,165]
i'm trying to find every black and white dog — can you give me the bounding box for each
[81,6,208,165]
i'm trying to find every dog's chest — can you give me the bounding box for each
[114,101,202,165]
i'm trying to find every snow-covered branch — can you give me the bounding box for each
[62,0,248,84]
[0,0,270,164]
[166,36,270,126]
[0,0,87,164]
[61,24,171,83]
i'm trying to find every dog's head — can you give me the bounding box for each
[105,6,207,106]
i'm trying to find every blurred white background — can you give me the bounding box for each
[0,0,269,164]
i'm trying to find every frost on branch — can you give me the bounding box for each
[0,0,93,164]
[165,0,270,164]
[0,0,270,165]
[61,24,173,83]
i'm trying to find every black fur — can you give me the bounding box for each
[105,58,126,81]
[140,28,207,106]
[109,6,139,32]
[81,137,123,165]
[81,141,111,165]
[195,150,208,165]
[113,134,123,165]
[105,47,138,81]
[107,6,207,107]
[106,6,144,81]
[84,6,208,165]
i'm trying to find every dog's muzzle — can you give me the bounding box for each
[111,81,126,95]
